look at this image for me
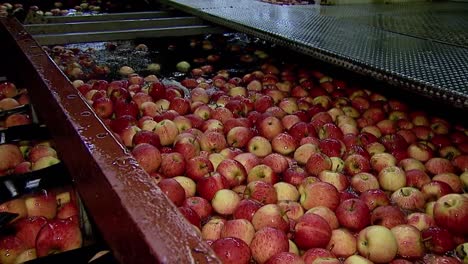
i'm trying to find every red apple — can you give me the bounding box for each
[433,194,468,235]
[216,159,247,187]
[185,156,214,182]
[244,181,278,205]
[421,227,456,254]
[35,218,82,257]
[196,173,229,201]
[294,213,332,249]
[299,181,340,211]
[371,205,407,229]
[335,198,370,231]
[252,204,289,232]
[391,187,426,211]
[13,216,48,248]
[158,178,186,206]
[211,237,251,264]
[132,143,162,173]
[233,199,263,222]
[390,224,425,259]
[250,227,289,264]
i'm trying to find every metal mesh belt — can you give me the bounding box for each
[163,0,468,109]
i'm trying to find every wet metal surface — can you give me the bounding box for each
[162,0,468,109]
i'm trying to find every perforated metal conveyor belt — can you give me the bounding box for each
[161,0,468,109]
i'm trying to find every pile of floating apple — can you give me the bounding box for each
[0,189,82,263]
[0,81,31,129]
[0,141,61,176]
[70,34,468,263]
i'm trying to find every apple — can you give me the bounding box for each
[293,144,320,165]
[335,199,370,231]
[317,170,349,192]
[132,130,161,148]
[394,183,426,206]
[250,227,289,264]
[258,116,284,141]
[28,145,57,163]
[197,172,229,201]
[294,213,332,249]
[211,237,251,264]
[211,189,241,215]
[32,156,60,171]
[421,181,453,202]
[0,236,27,264]
[262,153,289,174]
[350,172,380,193]
[425,157,456,175]
[154,119,181,146]
[247,136,273,158]
[265,252,304,264]
[185,156,214,182]
[370,152,397,172]
[182,196,212,221]
[160,152,186,178]
[0,198,27,222]
[13,248,37,263]
[432,173,463,193]
[226,126,254,148]
[357,225,398,263]
[0,144,24,172]
[406,212,436,231]
[272,133,297,155]
[25,191,57,219]
[179,206,201,228]
[252,204,289,232]
[35,218,82,257]
[390,224,424,259]
[233,153,261,174]
[301,248,336,263]
[202,119,224,133]
[0,82,17,98]
[5,113,32,128]
[274,182,299,201]
[56,202,79,220]
[344,154,371,175]
[244,181,278,205]
[326,228,357,258]
[405,169,431,189]
[359,188,392,211]
[247,164,278,184]
[173,176,196,198]
[233,199,263,222]
[378,166,406,191]
[299,181,340,211]
[343,255,373,264]
[305,152,332,176]
[12,216,47,248]
[216,159,247,187]
[371,205,407,229]
[220,219,255,246]
[433,194,468,235]
[199,131,227,153]
[278,201,304,221]
[282,166,308,186]
[407,142,434,162]
[202,218,226,241]
[131,143,161,173]
[92,97,113,119]
[157,178,186,206]
[305,206,339,230]
[421,227,456,254]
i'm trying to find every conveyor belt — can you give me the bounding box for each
[161,0,468,109]
[25,11,224,45]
